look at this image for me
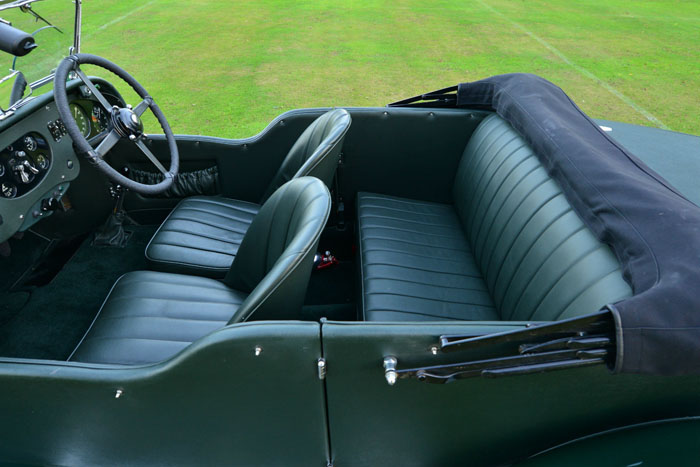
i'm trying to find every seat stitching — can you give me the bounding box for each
[362,248,474,263]
[505,226,589,320]
[482,176,556,285]
[551,268,623,321]
[365,291,493,306]
[359,195,454,209]
[163,215,252,236]
[363,262,483,277]
[172,207,256,225]
[106,296,241,306]
[155,228,245,245]
[529,246,613,320]
[472,153,536,251]
[360,215,461,229]
[360,235,470,252]
[359,205,454,218]
[183,198,260,214]
[149,241,238,257]
[361,225,466,241]
[365,276,490,291]
[116,277,232,291]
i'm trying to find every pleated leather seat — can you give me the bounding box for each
[145,196,259,277]
[359,114,632,322]
[146,108,351,278]
[71,177,331,365]
[358,193,498,321]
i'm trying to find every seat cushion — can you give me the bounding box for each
[452,114,632,321]
[145,196,260,278]
[69,271,248,365]
[357,192,498,322]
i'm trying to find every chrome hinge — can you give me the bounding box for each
[317,358,327,380]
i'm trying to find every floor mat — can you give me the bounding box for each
[0,225,157,360]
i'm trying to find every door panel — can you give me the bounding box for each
[0,322,329,466]
[322,321,700,466]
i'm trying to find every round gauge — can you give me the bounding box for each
[24,135,37,152]
[69,103,91,137]
[92,105,109,132]
[34,154,49,171]
[1,182,17,198]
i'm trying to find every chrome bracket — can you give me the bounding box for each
[317,358,326,380]
[383,356,398,386]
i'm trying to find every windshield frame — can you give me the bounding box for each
[0,0,80,117]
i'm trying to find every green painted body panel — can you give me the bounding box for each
[322,321,700,466]
[0,322,328,466]
[597,119,700,206]
[519,418,700,466]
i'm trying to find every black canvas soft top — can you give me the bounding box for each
[394,73,700,375]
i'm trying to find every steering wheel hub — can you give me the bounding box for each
[111,107,144,139]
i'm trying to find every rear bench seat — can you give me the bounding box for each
[358,114,632,322]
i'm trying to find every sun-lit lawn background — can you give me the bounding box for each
[27,1,700,137]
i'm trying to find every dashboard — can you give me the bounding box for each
[0,78,124,243]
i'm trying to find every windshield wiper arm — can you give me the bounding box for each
[20,4,62,33]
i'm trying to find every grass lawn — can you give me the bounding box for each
[75,0,700,138]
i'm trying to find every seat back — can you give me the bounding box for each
[260,108,351,202]
[225,177,331,322]
[452,114,632,321]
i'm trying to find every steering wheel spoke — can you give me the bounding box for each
[74,68,112,111]
[133,97,152,117]
[134,138,168,175]
[94,130,121,158]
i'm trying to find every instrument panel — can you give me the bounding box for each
[0,78,125,243]
[68,100,110,140]
[0,132,52,200]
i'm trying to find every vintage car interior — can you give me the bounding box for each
[1,2,700,466]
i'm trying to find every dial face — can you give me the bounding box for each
[92,105,109,132]
[34,154,49,171]
[0,163,4,177]
[1,182,17,198]
[24,136,37,152]
[69,103,91,137]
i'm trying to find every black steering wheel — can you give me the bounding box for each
[54,53,179,195]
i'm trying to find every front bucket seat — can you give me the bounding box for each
[145,108,351,278]
[70,177,330,365]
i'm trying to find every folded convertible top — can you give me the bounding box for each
[393,73,700,375]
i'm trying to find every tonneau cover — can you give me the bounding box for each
[444,73,700,375]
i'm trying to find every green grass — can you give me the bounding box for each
[70,1,699,137]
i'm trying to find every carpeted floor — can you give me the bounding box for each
[0,226,156,360]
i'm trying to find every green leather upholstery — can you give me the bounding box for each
[71,177,331,365]
[359,114,632,322]
[225,177,331,321]
[260,108,352,201]
[69,271,248,365]
[358,193,497,321]
[145,196,260,277]
[146,109,351,278]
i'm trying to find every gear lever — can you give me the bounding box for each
[93,167,137,247]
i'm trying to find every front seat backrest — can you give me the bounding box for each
[260,108,351,202]
[225,176,331,322]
